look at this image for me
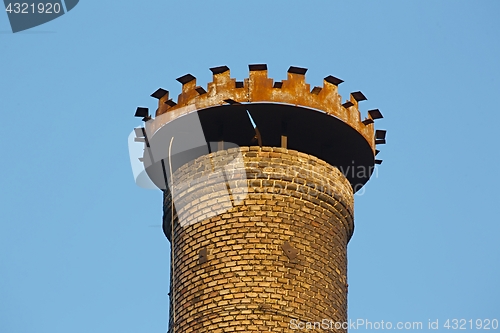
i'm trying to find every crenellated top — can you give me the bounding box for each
[145,64,385,156]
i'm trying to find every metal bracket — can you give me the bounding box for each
[199,248,208,264]
[282,242,298,260]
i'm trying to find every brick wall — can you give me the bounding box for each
[163,146,354,332]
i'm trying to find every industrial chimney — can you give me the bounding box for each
[129,64,385,332]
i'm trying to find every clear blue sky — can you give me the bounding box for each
[1,1,499,332]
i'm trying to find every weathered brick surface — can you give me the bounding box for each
[163,146,354,332]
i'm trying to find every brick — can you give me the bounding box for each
[163,146,353,332]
